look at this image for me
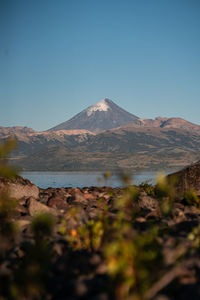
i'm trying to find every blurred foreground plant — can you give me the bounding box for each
[0,140,55,299]
[188,223,200,251]
[60,204,109,251]
[13,214,55,299]
[103,177,163,300]
[105,226,162,300]
[139,181,155,197]
[0,139,18,238]
[185,190,200,208]
[61,174,164,299]
[155,173,176,218]
[0,139,19,242]
[0,139,18,179]
[0,140,19,298]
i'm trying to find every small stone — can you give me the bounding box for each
[96,263,107,274]
[90,254,102,265]
[84,193,96,201]
[19,198,26,205]
[53,243,64,256]
[74,280,88,296]
[74,193,89,205]
[146,209,161,220]
[135,217,146,223]
[16,204,28,214]
[16,218,31,229]
[138,191,158,210]
[48,195,69,210]
[87,207,100,219]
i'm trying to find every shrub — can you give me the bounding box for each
[155,174,176,217]
[184,190,200,208]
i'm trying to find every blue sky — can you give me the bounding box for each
[1,0,200,131]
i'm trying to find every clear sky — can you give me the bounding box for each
[1,0,200,131]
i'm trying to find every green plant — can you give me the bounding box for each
[60,206,109,251]
[0,140,55,299]
[0,139,18,238]
[188,224,200,250]
[184,190,200,208]
[77,219,104,251]
[0,140,19,299]
[105,226,162,300]
[155,174,176,218]
[103,183,163,300]
[116,185,139,221]
[139,181,155,197]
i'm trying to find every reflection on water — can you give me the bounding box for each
[21,171,169,189]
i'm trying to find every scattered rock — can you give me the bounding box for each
[16,218,31,229]
[27,197,59,216]
[48,193,69,210]
[87,207,100,219]
[16,204,28,215]
[0,175,39,200]
[63,207,88,229]
[167,162,200,197]
[74,280,88,296]
[71,191,89,206]
[84,193,97,201]
[10,182,39,200]
[2,169,200,300]
[138,191,158,210]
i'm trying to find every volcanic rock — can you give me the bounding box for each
[0,175,39,200]
[27,197,59,216]
[167,162,200,197]
[48,192,69,210]
[138,191,158,210]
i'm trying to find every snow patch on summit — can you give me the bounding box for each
[86,99,110,117]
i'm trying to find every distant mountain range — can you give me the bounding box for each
[1,98,200,171]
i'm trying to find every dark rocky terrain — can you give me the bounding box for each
[1,163,200,299]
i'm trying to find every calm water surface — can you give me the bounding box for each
[21,171,169,189]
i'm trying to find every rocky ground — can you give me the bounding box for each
[1,163,200,299]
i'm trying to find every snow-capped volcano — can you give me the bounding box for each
[49,98,139,132]
[86,98,110,116]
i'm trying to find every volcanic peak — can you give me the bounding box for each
[86,98,111,116]
[48,98,138,132]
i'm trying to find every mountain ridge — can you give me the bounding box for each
[1,98,200,171]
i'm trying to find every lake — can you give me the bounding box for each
[21,171,170,189]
